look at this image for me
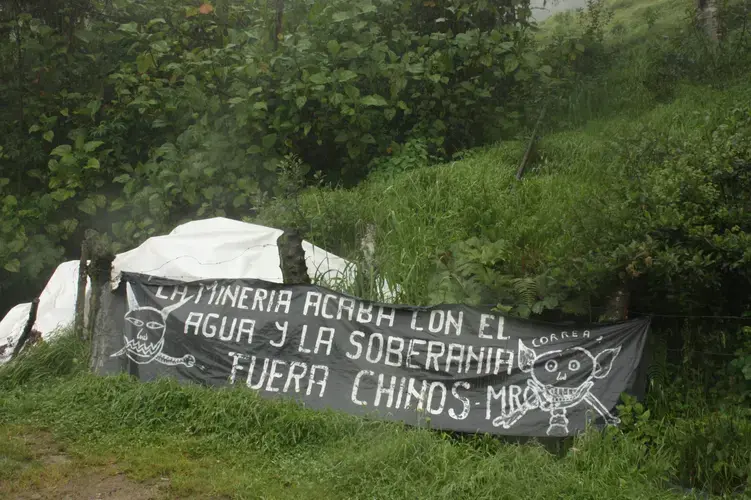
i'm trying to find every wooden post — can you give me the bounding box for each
[696,0,719,44]
[84,230,115,341]
[357,223,377,299]
[599,279,630,323]
[74,237,90,339]
[516,99,548,181]
[277,229,310,284]
[11,297,40,359]
[88,279,123,375]
[274,0,284,48]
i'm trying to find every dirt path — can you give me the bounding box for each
[1,431,169,500]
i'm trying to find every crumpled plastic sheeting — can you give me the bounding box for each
[0,217,397,364]
[0,260,90,364]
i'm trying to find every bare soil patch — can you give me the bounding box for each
[2,430,169,500]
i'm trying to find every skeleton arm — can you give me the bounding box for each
[155,353,195,367]
[492,380,541,429]
[493,398,538,429]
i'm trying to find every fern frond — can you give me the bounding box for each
[511,277,538,306]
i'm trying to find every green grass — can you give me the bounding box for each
[259,78,751,305]
[0,335,697,499]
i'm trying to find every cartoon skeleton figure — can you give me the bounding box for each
[110,283,196,368]
[493,339,622,436]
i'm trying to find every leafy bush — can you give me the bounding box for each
[0,0,546,311]
[617,392,751,496]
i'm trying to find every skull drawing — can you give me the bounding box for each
[493,339,622,436]
[110,283,196,368]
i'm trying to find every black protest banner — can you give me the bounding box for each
[98,272,650,437]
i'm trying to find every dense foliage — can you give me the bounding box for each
[0,0,545,310]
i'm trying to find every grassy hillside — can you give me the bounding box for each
[259,79,751,307]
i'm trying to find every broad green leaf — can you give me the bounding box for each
[113,174,131,183]
[505,57,519,72]
[51,189,75,201]
[246,145,263,154]
[330,93,344,106]
[4,195,17,207]
[262,133,277,149]
[407,62,424,74]
[61,219,79,234]
[74,29,95,43]
[110,198,125,212]
[523,53,540,67]
[233,195,246,208]
[110,198,125,211]
[344,85,360,99]
[309,73,328,85]
[4,259,20,273]
[347,142,361,159]
[84,141,104,152]
[332,11,352,22]
[361,95,388,107]
[360,133,376,144]
[337,70,358,82]
[335,132,348,143]
[296,96,307,109]
[253,102,268,111]
[86,158,100,169]
[0,178,9,188]
[87,100,101,116]
[151,41,170,53]
[29,124,41,133]
[384,108,396,121]
[575,42,586,52]
[43,130,54,142]
[137,53,155,73]
[327,40,340,55]
[78,198,97,215]
[50,145,72,157]
[8,238,23,252]
[304,123,311,136]
[118,22,139,33]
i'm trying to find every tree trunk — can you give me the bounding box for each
[516,99,548,181]
[277,229,310,284]
[273,0,284,49]
[11,297,40,359]
[83,230,115,341]
[599,281,630,323]
[697,0,719,43]
[74,239,90,339]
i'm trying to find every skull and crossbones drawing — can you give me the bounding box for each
[110,283,196,368]
[493,339,622,436]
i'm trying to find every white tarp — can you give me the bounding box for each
[0,260,91,364]
[0,217,394,364]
